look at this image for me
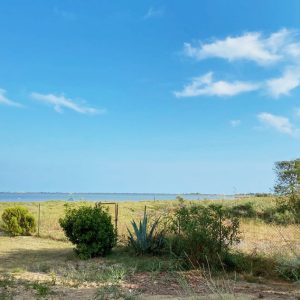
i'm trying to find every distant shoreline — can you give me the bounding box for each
[0,192,239,202]
[0,192,233,195]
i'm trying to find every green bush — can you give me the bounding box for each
[1,206,36,236]
[127,211,165,255]
[254,193,271,197]
[223,252,276,277]
[226,202,257,218]
[260,206,297,225]
[169,204,240,268]
[59,205,116,259]
[276,257,300,281]
[224,251,300,282]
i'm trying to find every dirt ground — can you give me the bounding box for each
[1,275,299,300]
[0,236,299,300]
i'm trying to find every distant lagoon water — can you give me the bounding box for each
[0,193,235,202]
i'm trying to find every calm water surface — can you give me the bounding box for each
[0,193,234,202]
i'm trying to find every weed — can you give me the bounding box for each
[49,271,57,285]
[32,282,54,297]
[96,285,138,300]
[0,290,11,300]
[0,274,14,288]
[58,263,128,285]
[37,263,51,273]
[10,268,24,274]
[0,275,16,300]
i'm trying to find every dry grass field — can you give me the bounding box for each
[0,197,298,255]
[0,197,299,299]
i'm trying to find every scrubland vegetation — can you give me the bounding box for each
[0,195,299,299]
[0,159,299,299]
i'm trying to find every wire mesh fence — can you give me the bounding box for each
[0,200,299,258]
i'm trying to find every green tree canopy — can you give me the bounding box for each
[274,158,300,221]
[274,158,300,196]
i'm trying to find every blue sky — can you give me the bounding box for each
[1,0,300,193]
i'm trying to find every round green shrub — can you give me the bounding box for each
[59,205,116,259]
[2,206,36,236]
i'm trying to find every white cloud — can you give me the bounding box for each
[257,112,299,136]
[230,120,241,127]
[266,67,300,98]
[174,72,259,97]
[0,89,23,107]
[31,92,105,115]
[183,29,293,65]
[177,29,300,99]
[143,7,164,19]
[285,42,300,58]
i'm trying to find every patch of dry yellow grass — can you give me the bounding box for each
[0,197,298,257]
[238,220,300,256]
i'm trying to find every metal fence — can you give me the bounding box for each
[0,201,299,257]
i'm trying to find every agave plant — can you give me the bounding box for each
[127,211,165,255]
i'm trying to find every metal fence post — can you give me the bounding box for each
[115,203,118,235]
[38,203,41,237]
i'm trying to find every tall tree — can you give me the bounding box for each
[274,158,300,216]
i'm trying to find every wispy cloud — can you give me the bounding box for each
[174,72,259,97]
[183,29,294,65]
[257,112,299,137]
[143,7,164,20]
[266,66,300,98]
[0,89,23,107]
[177,29,300,99]
[230,120,241,127]
[31,92,105,115]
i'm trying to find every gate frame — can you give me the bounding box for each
[95,202,119,235]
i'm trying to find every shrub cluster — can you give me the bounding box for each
[58,200,299,283]
[226,199,299,225]
[59,205,116,259]
[260,205,297,225]
[1,206,36,236]
[168,204,240,268]
[276,257,300,281]
[226,202,257,219]
[255,195,300,225]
